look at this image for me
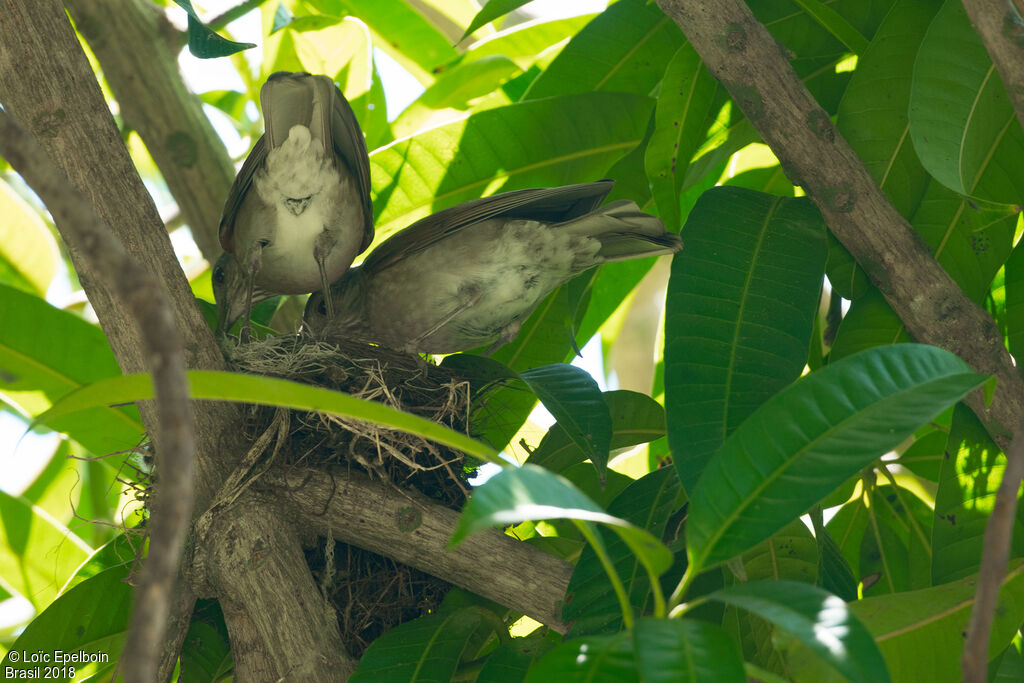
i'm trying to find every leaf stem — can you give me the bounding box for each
[575,520,634,628]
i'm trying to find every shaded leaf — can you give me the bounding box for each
[633,618,745,683]
[172,0,255,58]
[524,633,636,683]
[665,187,827,493]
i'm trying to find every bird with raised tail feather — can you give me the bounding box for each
[303,180,681,355]
[213,71,373,337]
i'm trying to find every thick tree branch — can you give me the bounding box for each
[269,467,573,632]
[0,109,193,683]
[656,2,1024,680]
[191,490,355,681]
[961,0,1024,132]
[66,0,236,263]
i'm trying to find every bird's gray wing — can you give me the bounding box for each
[329,82,375,252]
[363,180,616,272]
[218,134,267,253]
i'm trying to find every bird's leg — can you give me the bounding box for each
[314,229,338,320]
[240,240,265,342]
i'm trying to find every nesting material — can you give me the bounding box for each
[224,333,476,655]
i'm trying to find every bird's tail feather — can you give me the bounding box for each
[261,71,333,151]
[557,200,682,261]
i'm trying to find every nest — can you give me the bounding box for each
[224,333,476,656]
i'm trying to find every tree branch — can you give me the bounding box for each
[0,108,194,683]
[961,0,1024,132]
[269,467,573,632]
[66,0,236,263]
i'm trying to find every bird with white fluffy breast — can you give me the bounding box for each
[303,180,681,355]
[213,71,373,336]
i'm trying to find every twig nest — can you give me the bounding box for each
[225,333,477,655]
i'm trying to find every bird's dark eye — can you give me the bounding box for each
[213,265,226,285]
[317,297,327,316]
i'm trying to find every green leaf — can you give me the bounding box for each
[529,390,666,474]
[370,91,653,240]
[816,523,859,602]
[523,0,682,100]
[1,565,129,678]
[349,607,489,682]
[633,618,746,683]
[859,483,933,596]
[0,489,92,610]
[908,0,1024,205]
[788,561,1024,683]
[309,0,458,83]
[461,0,534,40]
[477,632,555,683]
[686,344,987,571]
[665,187,827,493]
[519,364,611,478]
[932,404,1023,584]
[711,580,890,683]
[451,464,672,576]
[791,0,870,54]
[644,44,718,232]
[564,468,682,636]
[34,370,498,464]
[391,55,521,139]
[0,284,144,455]
[829,288,909,362]
[464,15,595,69]
[172,0,255,58]
[524,633,636,683]
[0,179,57,295]
[837,0,939,219]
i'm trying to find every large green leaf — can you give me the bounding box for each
[524,633,636,683]
[34,370,498,464]
[932,404,1024,584]
[1007,241,1024,365]
[787,561,1024,683]
[908,0,1024,205]
[686,344,986,571]
[451,464,673,577]
[710,580,890,683]
[0,179,57,296]
[0,285,143,456]
[529,390,666,474]
[523,0,682,100]
[369,91,653,240]
[633,618,746,683]
[349,607,489,682]
[644,43,718,232]
[0,489,92,609]
[829,289,908,362]
[1,565,129,679]
[790,0,869,54]
[564,468,682,636]
[665,187,827,493]
[464,15,595,69]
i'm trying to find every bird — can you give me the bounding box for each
[303,180,682,355]
[212,71,374,337]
